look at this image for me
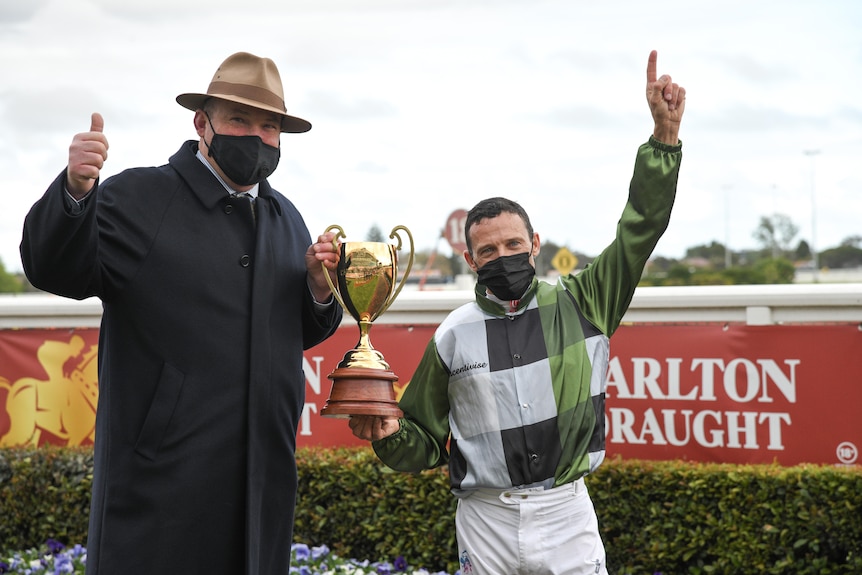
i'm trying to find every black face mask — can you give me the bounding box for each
[476,252,535,301]
[205,114,280,186]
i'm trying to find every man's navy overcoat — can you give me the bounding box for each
[20,141,342,574]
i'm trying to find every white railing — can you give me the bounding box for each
[2,282,860,329]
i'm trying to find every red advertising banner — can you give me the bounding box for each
[603,323,860,467]
[2,323,859,467]
[0,328,99,447]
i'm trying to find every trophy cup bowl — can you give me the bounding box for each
[320,224,414,418]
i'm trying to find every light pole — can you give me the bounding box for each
[803,150,820,282]
[723,184,732,269]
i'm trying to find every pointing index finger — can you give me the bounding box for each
[647,50,658,84]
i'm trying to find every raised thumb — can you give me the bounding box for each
[90,112,104,133]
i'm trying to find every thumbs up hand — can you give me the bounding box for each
[67,113,109,199]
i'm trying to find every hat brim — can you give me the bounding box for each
[176,92,311,133]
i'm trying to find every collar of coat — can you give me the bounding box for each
[474,277,539,317]
[170,140,283,217]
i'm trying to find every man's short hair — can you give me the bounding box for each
[464,197,533,256]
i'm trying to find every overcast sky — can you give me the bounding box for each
[2,0,860,274]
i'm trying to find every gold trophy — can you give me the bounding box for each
[320,224,414,418]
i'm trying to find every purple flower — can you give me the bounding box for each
[394,555,408,571]
[291,543,311,562]
[45,539,65,555]
[311,544,330,560]
[53,554,74,574]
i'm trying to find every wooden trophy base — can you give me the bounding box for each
[320,367,404,419]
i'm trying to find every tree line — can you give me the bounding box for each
[2,214,860,293]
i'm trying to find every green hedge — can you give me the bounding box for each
[592,459,862,574]
[2,446,860,574]
[0,446,92,552]
[293,446,457,571]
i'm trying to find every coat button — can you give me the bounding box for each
[224,204,234,214]
[240,255,251,267]
[530,453,539,463]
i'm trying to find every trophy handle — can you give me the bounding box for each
[321,224,349,313]
[374,225,415,319]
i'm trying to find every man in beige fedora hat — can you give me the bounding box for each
[21,52,343,575]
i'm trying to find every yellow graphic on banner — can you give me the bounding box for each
[0,335,98,447]
[393,380,408,402]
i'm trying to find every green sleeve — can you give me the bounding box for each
[566,136,682,335]
[372,337,452,472]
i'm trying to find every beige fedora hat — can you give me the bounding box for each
[176,52,311,133]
